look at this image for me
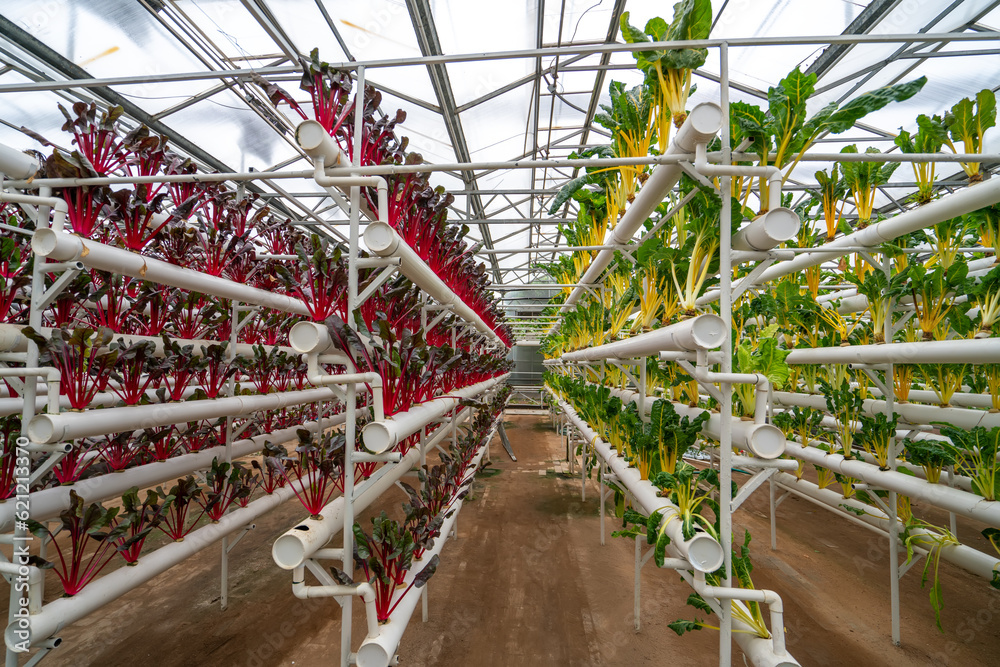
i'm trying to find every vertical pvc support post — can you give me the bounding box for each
[599,460,606,546]
[769,478,778,550]
[634,535,642,633]
[341,63,365,667]
[883,254,901,647]
[7,188,51,667]
[718,42,734,667]
[220,300,240,612]
[419,424,429,623]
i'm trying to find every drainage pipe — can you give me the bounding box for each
[562,103,722,309]
[561,314,726,362]
[271,407,473,570]
[30,228,310,316]
[0,368,59,415]
[0,192,66,231]
[5,481,300,651]
[291,566,379,641]
[692,571,794,666]
[774,472,999,581]
[557,398,725,572]
[361,374,510,453]
[699,176,1000,304]
[27,387,340,444]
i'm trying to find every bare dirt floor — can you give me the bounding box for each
[12,412,1000,666]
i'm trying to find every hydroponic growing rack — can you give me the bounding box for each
[0,1,999,666]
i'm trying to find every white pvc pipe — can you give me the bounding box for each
[610,388,787,464]
[0,415,347,533]
[363,222,505,345]
[31,228,310,316]
[354,436,492,667]
[694,142,785,215]
[27,387,339,443]
[361,375,509,454]
[561,314,726,362]
[296,120,346,167]
[700,176,1000,304]
[0,193,67,232]
[557,398,725,572]
[773,390,1000,431]
[271,406,473,569]
[692,571,792,664]
[780,442,1000,527]
[785,338,1000,366]
[5,482,300,650]
[0,143,40,179]
[0,323,312,362]
[562,103,722,309]
[733,209,801,252]
[774,473,999,581]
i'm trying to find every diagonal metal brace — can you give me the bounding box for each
[675,359,724,404]
[732,468,779,512]
[36,261,84,311]
[357,264,400,305]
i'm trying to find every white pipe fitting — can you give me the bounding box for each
[694,142,785,213]
[692,571,795,664]
[0,192,67,233]
[0,367,60,415]
[291,565,380,639]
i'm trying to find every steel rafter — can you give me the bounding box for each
[404,0,503,283]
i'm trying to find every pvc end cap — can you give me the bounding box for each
[356,641,392,667]
[295,120,340,164]
[30,228,60,257]
[4,623,31,653]
[761,207,800,243]
[363,222,398,257]
[685,533,725,573]
[746,424,787,460]
[272,533,309,570]
[289,321,329,354]
[689,314,727,350]
[361,422,395,454]
[687,102,723,136]
[26,415,56,445]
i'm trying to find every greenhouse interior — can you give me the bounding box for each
[0,0,999,665]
